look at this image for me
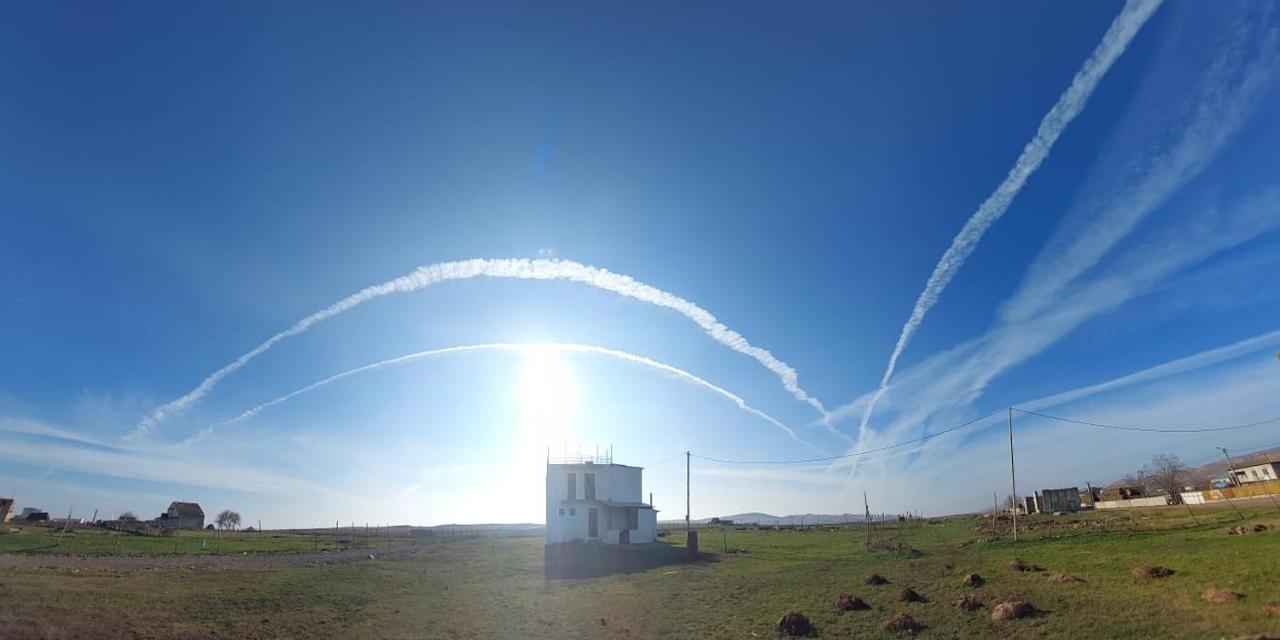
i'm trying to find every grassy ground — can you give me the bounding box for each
[1,505,1278,638]
[0,524,406,555]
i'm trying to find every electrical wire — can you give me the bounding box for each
[1012,408,1280,433]
[691,408,1006,465]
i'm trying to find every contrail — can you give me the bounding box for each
[181,342,818,450]
[128,258,827,440]
[855,0,1164,438]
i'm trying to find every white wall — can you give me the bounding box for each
[1095,496,1170,509]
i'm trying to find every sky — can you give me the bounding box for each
[2,1,1279,527]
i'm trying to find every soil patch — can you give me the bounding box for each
[884,612,924,633]
[1047,573,1084,583]
[896,587,925,603]
[836,593,870,611]
[1263,601,1280,616]
[1008,558,1042,572]
[777,611,813,637]
[954,594,982,611]
[991,601,1036,621]
[1204,588,1243,604]
[1131,565,1174,580]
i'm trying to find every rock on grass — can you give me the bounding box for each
[865,573,889,585]
[954,594,982,611]
[962,573,983,587]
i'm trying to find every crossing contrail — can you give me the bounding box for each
[128,258,827,441]
[181,342,818,450]
[855,0,1164,439]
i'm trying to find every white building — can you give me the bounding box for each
[545,456,658,545]
[1229,461,1280,485]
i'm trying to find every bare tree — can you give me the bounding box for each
[118,511,137,522]
[1002,494,1023,512]
[216,509,241,532]
[1136,454,1190,504]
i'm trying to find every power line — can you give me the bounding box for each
[691,409,1005,465]
[1012,408,1280,433]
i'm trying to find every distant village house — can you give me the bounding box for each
[158,502,205,530]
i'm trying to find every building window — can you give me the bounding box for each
[567,473,577,500]
[584,473,596,500]
[569,508,576,516]
[558,508,565,516]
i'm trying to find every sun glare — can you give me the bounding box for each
[517,348,579,443]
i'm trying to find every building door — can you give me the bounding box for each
[588,508,598,538]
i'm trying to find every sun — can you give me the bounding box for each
[516,348,579,443]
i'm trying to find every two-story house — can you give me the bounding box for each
[545,455,658,545]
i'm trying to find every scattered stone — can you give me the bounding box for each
[991,601,1036,621]
[1253,523,1272,533]
[896,587,925,603]
[1131,565,1173,580]
[954,594,982,611]
[836,593,870,611]
[777,611,813,637]
[599,618,607,627]
[367,554,375,560]
[1228,635,1279,640]
[1204,588,1243,604]
[1228,526,1248,535]
[865,573,889,585]
[1047,573,1084,583]
[1008,558,1042,572]
[962,573,984,587]
[884,612,924,633]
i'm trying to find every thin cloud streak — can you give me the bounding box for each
[185,342,818,451]
[856,0,1165,439]
[130,258,825,441]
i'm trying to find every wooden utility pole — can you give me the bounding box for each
[685,451,691,534]
[1008,407,1018,542]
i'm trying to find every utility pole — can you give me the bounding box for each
[1008,407,1018,542]
[685,451,691,534]
[1217,447,1247,521]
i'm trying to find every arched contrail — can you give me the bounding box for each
[129,258,827,441]
[855,0,1164,438]
[181,342,818,451]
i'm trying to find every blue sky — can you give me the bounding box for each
[2,1,1279,526]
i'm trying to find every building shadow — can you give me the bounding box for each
[544,541,716,579]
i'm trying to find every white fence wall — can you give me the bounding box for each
[1095,496,1170,509]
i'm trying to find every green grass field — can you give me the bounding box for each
[0,524,405,555]
[2,505,1279,638]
